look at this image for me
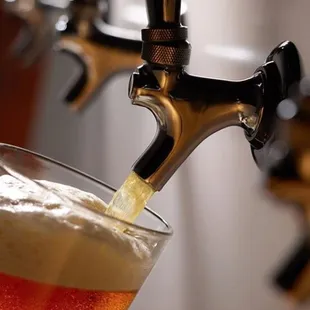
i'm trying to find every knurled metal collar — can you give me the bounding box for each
[142,27,188,42]
[142,43,191,66]
[141,26,191,66]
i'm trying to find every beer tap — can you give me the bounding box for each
[128,0,310,305]
[55,0,143,111]
[2,0,140,108]
[55,0,188,110]
[3,0,188,110]
[129,0,301,191]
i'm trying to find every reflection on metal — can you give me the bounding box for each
[123,1,188,28]
[55,15,69,32]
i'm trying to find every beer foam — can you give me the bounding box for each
[0,175,153,291]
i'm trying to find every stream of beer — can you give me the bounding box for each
[105,172,155,224]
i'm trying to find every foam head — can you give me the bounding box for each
[0,175,153,292]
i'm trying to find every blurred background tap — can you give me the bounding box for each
[2,0,68,66]
[54,0,142,111]
[55,0,187,110]
[2,0,188,110]
[0,0,187,148]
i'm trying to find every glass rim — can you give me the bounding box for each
[0,143,173,237]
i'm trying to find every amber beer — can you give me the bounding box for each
[0,273,136,309]
[0,176,152,310]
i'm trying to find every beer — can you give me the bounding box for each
[0,175,153,310]
[106,171,155,224]
[0,272,136,309]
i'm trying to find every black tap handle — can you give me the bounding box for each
[266,41,303,97]
[251,41,303,168]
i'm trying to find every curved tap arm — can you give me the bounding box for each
[55,36,142,111]
[129,65,265,190]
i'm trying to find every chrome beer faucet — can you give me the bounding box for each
[129,0,310,304]
[129,0,302,191]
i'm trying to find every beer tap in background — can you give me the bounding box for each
[2,0,69,66]
[128,0,310,306]
[264,93,310,305]
[55,0,188,111]
[3,0,188,111]
[55,0,143,111]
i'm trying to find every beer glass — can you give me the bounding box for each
[0,143,172,310]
